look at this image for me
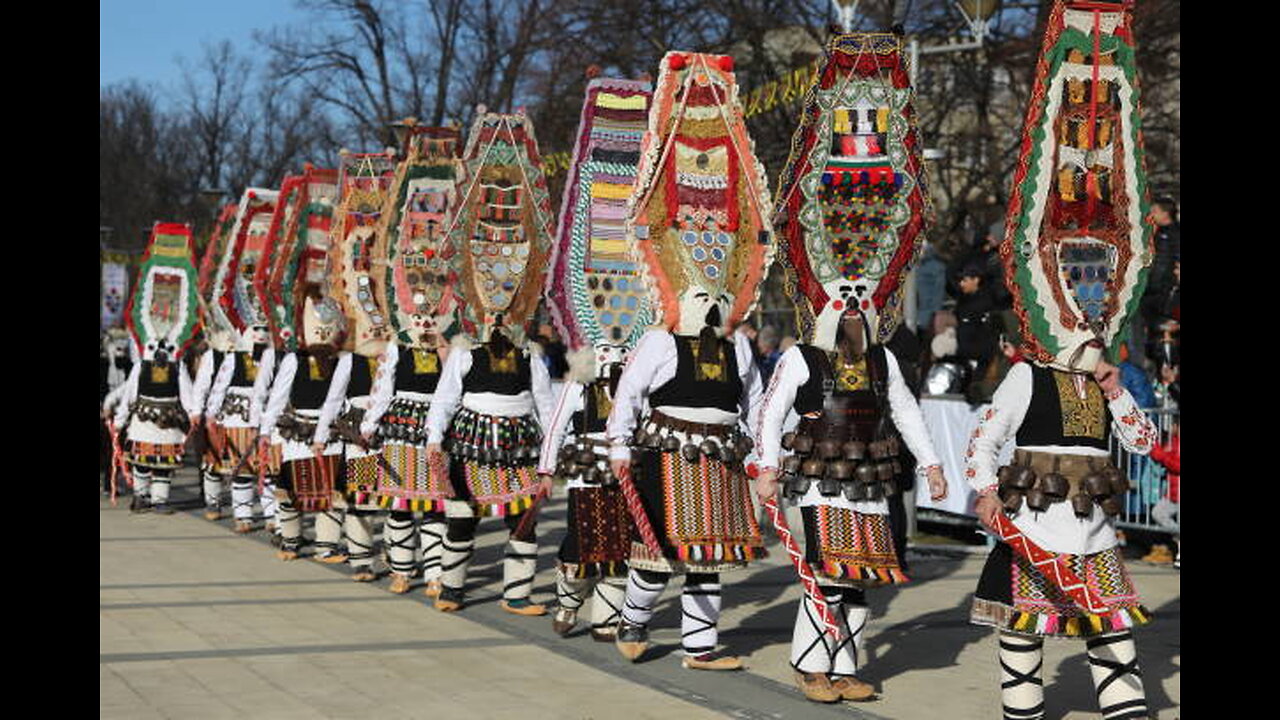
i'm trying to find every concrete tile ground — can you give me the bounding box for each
[101,471,1179,719]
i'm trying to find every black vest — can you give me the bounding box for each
[289,351,338,410]
[794,344,893,442]
[572,378,615,435]
[229,346,266,387]
[1015,364,1110,450]
[649,334,742,413]
[138,360,180,398]
[393,346,444,394]
[347,354,377,397]
[462,346,531,396]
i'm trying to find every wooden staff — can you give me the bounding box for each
[762,496,841,639]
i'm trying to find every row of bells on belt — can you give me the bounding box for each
[780,432,900,462]
[778,433,902,502]
[380,421,425,442]
[997,464,1130,517]
[557,445,615,484]
[451,442,540,463]
[631,428,754,465]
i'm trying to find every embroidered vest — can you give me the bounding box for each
[572,378,615,435]
[649,333,742,413]
[138,360,180,398]
[793,344,892,442]
[393,347,443,395]
[462,345,531,396]
[289,351,337,411]
[1016,364,1110,450]
[230,346,266,387]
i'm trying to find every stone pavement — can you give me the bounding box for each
[101,470,1180,719]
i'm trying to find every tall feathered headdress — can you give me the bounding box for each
[546,72,655,377]
[1000,0,1153,372]
[378,122,467,350]
[330,150,398,355]
[627,51,774,338]
[448,107,555,345]
[127,222,200,362]
[774,32,932,351]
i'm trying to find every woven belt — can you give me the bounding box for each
[1012,449,1111,496]
[648,409,735,438]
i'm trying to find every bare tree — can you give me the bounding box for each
[178,40,251,191]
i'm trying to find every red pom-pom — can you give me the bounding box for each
[861,299,870,310]
[832,299,844,311]
[585,64,602,79]
[718,56,734,72]
[745,462,759,479]
[668,54,686,70]
[248,191,256,200]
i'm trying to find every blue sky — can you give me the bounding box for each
[100,0,310,101]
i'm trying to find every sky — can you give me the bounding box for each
[100,0,310,102]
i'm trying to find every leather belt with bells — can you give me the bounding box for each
[629,410,754,466]
[778,428,902,503]
[997,449,1129,518]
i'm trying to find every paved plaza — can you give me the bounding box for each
[101,470,1180,719]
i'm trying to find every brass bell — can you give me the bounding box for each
[802,459,826,478]
[886,436,901,456]
[881,477,898,496]
[575,450,596,466]
[842,441,867,461]
[632,428,648,446]
[1002,490,1025,513]
[786,475,812,498]
[737,436,755,454]
[876,461,895,482]
[699,439,720,459]
[855,463,878,484]
[1104,466,1129,494]
[781,432,796,450]
[681,443,702,462]
[842,480,867,502]
[719,446,738,466]
[791,435,814,455]
[661,435,681,452]
[865,481,884,502]
[1071,492,1094,518]
[1099,494,1123,516]
[818,476,841,496]
[1083,473,1111,498]
[997,465,1014,486]
[559,445,576,463]
[1025,487,1051,512]
[587,467,604,485]
[817,439,842,460]
[891,458,902,475]
[828,460,854,480]
[781,456,803,474]
[1038,472,1068,499]
[1011,466,1036,490]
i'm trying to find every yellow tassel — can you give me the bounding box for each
[875,107,889,133]
[1065,617,1080,636]
[1014,613,1033,631]
[1087,614,1103,634]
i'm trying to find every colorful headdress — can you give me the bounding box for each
[628,51,774,337]
[265,166,341,351]
[1001,0,1152,372]
[774,33,932,350]
[379,123,467,350]
[448,107,555,344]
[211,189,279,351]
[546,73,655,376]
[330,150,398,355]
[197,202,240,352]
[126,222,200,362]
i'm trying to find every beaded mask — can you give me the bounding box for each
[128,222,200,362]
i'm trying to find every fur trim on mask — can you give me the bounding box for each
[526,341,544,358]
[930,327,957,358]
[567,347,597,384]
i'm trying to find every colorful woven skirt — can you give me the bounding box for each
[628,447,764,573]
[201,421,226,470]
[217,426,262,476]
[372,442,452,512]
[126,440,185,470]
[445,410,541,516]
[972,541,1151,639]
[558,485,632,579]
[800,505,908,587]
[345,453,380,502]
[278,454,342,512]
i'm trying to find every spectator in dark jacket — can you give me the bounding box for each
[1130,198,1180,368]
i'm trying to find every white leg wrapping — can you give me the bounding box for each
[344,513,374,568]
[231,480,255,521]
[503,539,539,601]
[278,505,302,547]
[1087,631,1147,720]
[999,631,1046,720]
[556,568,587,611]
[680,581,722,656]
[419,519,446,581]
[620,569,667,627]
[202,470,222,508]
[313,508,345,556]
[790,593,838,674]
[261,479,279,521]
[590,577,627,631]
[149,474,171,504]
[131,467,152,499]
[385,514,418,575]
[831,601,870,677]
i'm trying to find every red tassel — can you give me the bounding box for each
[668,54,687,70]
[718,56,734,72]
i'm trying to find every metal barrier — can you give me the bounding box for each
[1112,407,1179,533]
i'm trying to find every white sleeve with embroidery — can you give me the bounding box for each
[251,348,277,418]
[964,362,1033,494]
[424,348,470,445]
[190,351,215,418]
[313,352,353,446]
[103,366,132,417]
[179,362,196,415]
[360,343,398,436]
[1107,389,1159,455]
[537,380,584,475]
[260,353,297,436]
[755,345,807,472]
[606,330,672,462]
[530,347,555,427]
[206,353,235,419]
[884,351,941,469]
[111,363,141,428]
